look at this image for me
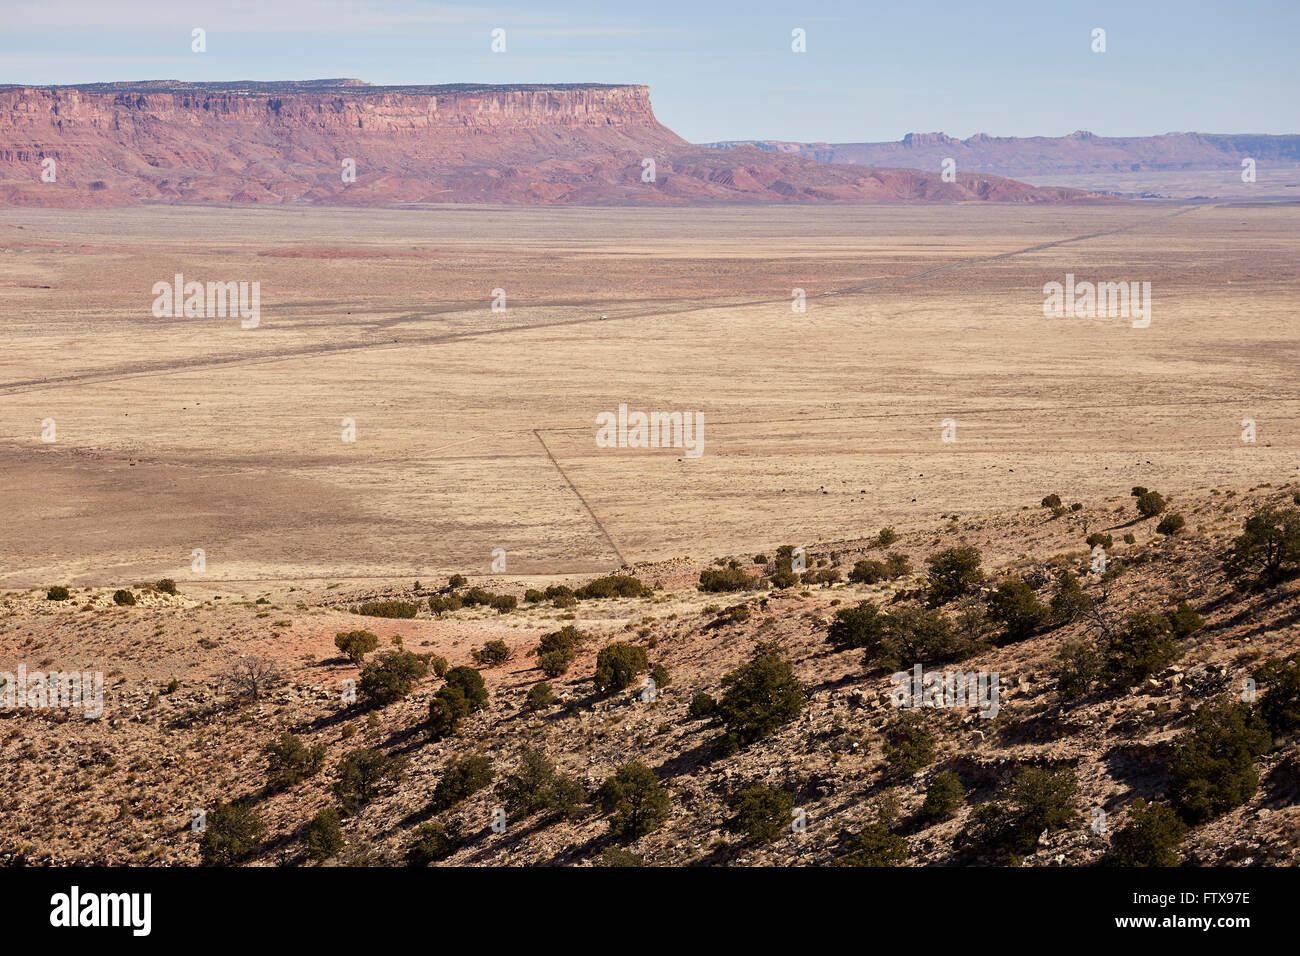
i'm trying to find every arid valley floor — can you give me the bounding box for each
[1,201,1298,866]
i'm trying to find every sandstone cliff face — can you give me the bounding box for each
[0,80,1098,206]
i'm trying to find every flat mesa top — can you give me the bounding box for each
[0,79,644,95]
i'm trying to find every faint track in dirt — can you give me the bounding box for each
[0,205,1202,397]
[532,428,628,567]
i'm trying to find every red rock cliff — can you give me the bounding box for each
[0,80,1098,206]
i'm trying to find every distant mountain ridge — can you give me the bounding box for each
[704,131,1300,177]
[0,80,1102,207]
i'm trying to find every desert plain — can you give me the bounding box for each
[2,199,1300,868]
[1,200,1297,588]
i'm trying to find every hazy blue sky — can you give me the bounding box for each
[2,0,1296,142]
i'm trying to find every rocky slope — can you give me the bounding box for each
[0,79,1100,206]
[2,481,1297,867]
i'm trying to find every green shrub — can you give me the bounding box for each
[848,553,911,586]
[918,771,966,823]
[431,754,494,811]
[405,822,455,866]
[447,574,467,589]
[848,559,888,585]
[687,692,717,720]
[698,567,755,592]
[334,630,379,664]
[1104,612,1180,688]
[354,600,418,618]
[1104,800,1187,866]
[524,681,557,712]
[1167,699,1270,825]
[1055,641,1102,700]
[154,578,177,595]
[199,801,266,865]
[489,594,517,614]
[305,807,344,862]
[594,643,649,695]
[884,712,936,776]
[471,640,511,667]
[263,731,326,792]
[826,601,888,652]
[427,594,463,616]
[576,574,649,599]
[1040,494,1063,510]
[986,578,1050,642]
[827,601,972,672]
[599,761,670,840]
[524,588,545,603]
[113,589,136,606]
[429,654,449,678]
[802,566,841,586]
[537,625,584,677]
[874,527,899,548]
[954,767,1079,860]
[717,642,804,752]
[1131,486,1149,498]
[1167,601,1205,638]
[1156,513,1185,535]
[649,663,672,688]
[428,685,469,739]
[1228,505,1300,586]
[727,784,795,844]
[1085,532,1113,550]
[46,586,71,601]
[1258,659,1300,738]
[444,666,489,711]
[1135,490,1167,518]
[1049,572,1093,625]
[924,546,984,605]
[358,650,428,707]
[459,587,496,607]
[839,824,908,866]
[499,747,585,817]
[333,748,408,816]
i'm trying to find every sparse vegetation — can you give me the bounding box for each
[199,802,266,865]
[599,761,670,840]
[358,650,428,707]
[1166,698,1270,825]
[353,600,418,619]
[334,629,379,664]
[717,642,804,752]
[430,754,494,811]
[305,808,344,862]
[954,767,1079,860]
[333,748,408,816]
[263,732,326,792]
[1103,800,1186,866]
[593,642,649,695]
[471,639,511,667]
[924,546,984,605]
[727,784,795,844]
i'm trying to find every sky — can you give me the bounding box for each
[1,0,1296,143]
